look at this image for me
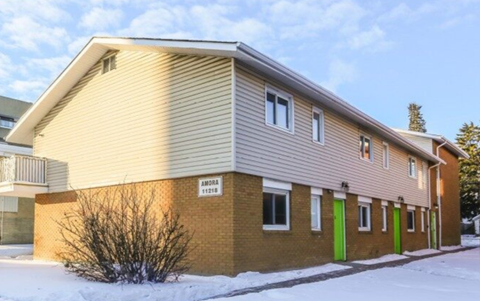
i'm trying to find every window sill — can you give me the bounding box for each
[263,225,290,231]
[358,228,372,233]
[311,229,322,234]
[359,157,374,164]
[312,140,325,146]
[265,122,294,135]
[382,230,388,233]
[407,229,415,233]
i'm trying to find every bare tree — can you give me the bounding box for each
[57,184,192,283]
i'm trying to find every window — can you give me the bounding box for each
[382,142,389,169]
[102,55,117,74]
[311,195,321,230]
[359,134,373,162]
[0,116,15,129]
[263,188,290,230]
[265,87,293,132]
[407,210,415,232]
[382,205,388,232]
[421,210,425,232]
[358,202,371,231]
[422,162,428,188]
[0,196,18,213]
[312,108,324,144]
[408,157,417,178]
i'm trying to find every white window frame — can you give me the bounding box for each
[265,85,294,134]
[102,55,117,74]
[408,156,417,179]
[359,133,374,163]
[312,107,325,145]
[381,205,388,232]
[407,209,415,232]
[358,202,371,231]
[382,142,389,169]
[422,162,428,189]
[311,195,322,231]
[262,187,290,231]
[421,209,425,232]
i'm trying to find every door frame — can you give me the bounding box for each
[431,211,437,249]
[393,207,402,254]
[333,198,346,261]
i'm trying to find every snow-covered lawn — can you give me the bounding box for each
[216,249,480,301]
[0,259,348,301]
[462,235,480,247]
[403,249,441,256]
[0,244,32,259]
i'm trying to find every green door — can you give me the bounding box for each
[333,199,346,261]
[431,212,437,249]
[393,208,402,254]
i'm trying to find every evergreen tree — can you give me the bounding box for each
[456,122,480,219]
[408,103,427,133]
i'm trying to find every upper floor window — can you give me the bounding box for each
[359,134,373,162]
[382,142,389,169]
[312,107,325,144]
[408,156,417,178]
[0,116,15,129]
[102,55,117,74]
[265,87,294,132]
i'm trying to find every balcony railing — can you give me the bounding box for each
[0,155,47,185]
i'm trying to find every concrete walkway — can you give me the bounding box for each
[207,247,476,300]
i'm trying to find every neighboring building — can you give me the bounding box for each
[394,129,469,247]
[3,37,447,275]
[0,96,35,244]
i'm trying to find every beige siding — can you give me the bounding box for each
[397,133,434,154]
[234,64,428,207]
[34,51,233,192]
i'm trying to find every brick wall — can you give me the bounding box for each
[35,173,235,275]
[401,204,429,252]
[34,172,430,276]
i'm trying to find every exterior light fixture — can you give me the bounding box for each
[341,181,350,191]
[398,196,405,203]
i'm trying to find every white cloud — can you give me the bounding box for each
[0,0,68,23]
[28,56,71,78]
[8,79,48,100]
[80,8,123,31]
[0,52,13,79]
[348,25,393,52]
[321,59,357,93]
[1,16,69,51]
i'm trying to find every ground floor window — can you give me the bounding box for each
[407,209,415,232]
[311,195,321,230]
[263,188,290,231]
[381,205,387,232]
[358,202,371,231]
[421,210,426,232]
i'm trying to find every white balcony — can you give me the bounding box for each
[0,155,48,198]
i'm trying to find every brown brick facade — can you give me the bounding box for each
[34,172,429,276]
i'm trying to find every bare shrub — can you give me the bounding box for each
[57,184,192,283]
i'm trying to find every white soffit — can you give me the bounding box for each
[358,196,373,204]
[311,187,323,196]
[263,178,292,191]
[334,191,346,199]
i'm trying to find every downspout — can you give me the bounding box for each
[436,141,448,249]
[428,162,441,249]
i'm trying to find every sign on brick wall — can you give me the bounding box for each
[198,176,223,197]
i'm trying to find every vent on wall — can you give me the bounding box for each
[0,197,18,213]
[102,55,117,74]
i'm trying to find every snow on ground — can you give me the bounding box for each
[215,249,480,301]
[403,249,441,256]
[462,235,480,247]
[352,254,408,265]
[0,244,33,258]
[440,245,463,251]
[0,259,348,301]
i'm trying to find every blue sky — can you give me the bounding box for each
[0,0,479,140]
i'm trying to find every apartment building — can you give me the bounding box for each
[395,129,468,248]
[0,96,34,244]
[2,37,455,275]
